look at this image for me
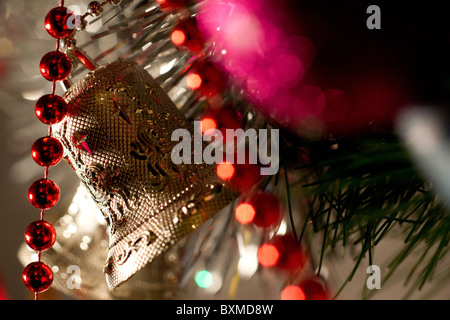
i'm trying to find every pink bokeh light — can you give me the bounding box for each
[197,0,318,133]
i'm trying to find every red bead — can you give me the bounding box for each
[31,136,64,167]
[203,105,242,141]
[25,220,56,251]
[28,178,60,210]
[39,51,72,81]
[44,7,76,39]
[247,192,282,229]
[271,234,306,271]
[171,17,205,53]
[297,278,329,300]
[22,262,53,293]
[35,94,68,124]
[228,163,262,193]
[187,61,227,98]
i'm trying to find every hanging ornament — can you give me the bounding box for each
[53,59,237,289]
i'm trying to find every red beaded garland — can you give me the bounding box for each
[35,94,68,124]
[25,220,56,251]
[22,261,54,293]
[28,178,60,210]
[44,6,76,39]
[31,136,64,167]
[26,1,74,299]
[39,51,72,81]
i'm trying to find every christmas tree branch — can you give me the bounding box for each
[279,128,450,298]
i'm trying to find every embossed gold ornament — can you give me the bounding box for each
[53,59,236,289]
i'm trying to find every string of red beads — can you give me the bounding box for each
[22,1,74,299]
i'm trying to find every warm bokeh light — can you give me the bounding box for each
[170,29,186,46]
[247,192,282,229]
[281,285,306,300]
[271,234,305,271]
[186,73,203,90]
[235,203,256,225]
[216,162,235,180]
[257,243,279,267]
[201,117,217,134]
[197,0,319,133]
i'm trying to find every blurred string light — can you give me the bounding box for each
[397,107,450,210]
[237,244,259,279]
[195,270,213,288]
[194,269,223,293]
[235,231,259,279]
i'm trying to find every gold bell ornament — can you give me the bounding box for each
[53,59,236,289]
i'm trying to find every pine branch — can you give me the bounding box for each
[281,129,450,298]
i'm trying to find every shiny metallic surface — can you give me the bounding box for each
[53,59,236,289]
[18,183,184,299]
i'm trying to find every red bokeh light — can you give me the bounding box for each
[281,285,306,300]
[201,117,217,134]
[186,73,203,90]
[171,29,186,46]
[216,162,235,180]
[235,203,256,225]
[257,243,279,267]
